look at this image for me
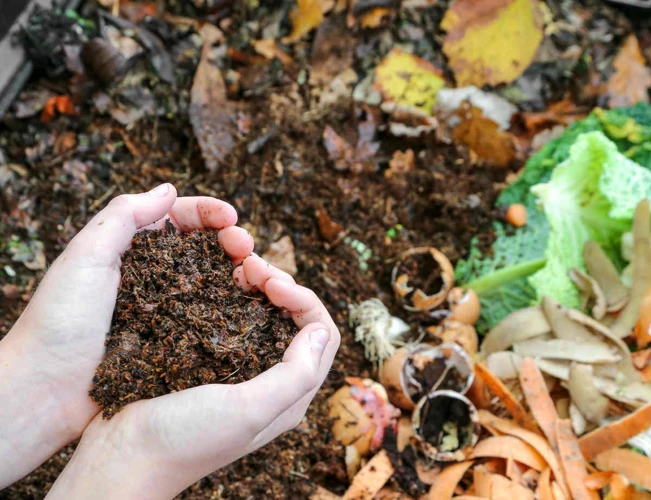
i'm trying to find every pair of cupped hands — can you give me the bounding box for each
[0,184,340,499]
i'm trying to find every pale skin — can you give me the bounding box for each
[0,183,341,499]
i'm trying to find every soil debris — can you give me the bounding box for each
[90,225,297,418]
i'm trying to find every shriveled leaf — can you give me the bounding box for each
[282,0,327,43]
[310,15,354,84]
[261,236,298,276]
[190,25,237,173]
[374,49,445,115]
[451,103,517,167]
[441,0,544,87]
[41,95,77,123]
[607,35,651,109]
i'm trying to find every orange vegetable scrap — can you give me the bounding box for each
[427,460,474,500]
[519,357,560,453]
[474,362,538,431]
[579,402,651,461]
[556,419,599,500]
[593,448,651,492]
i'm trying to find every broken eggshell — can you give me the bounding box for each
[391,247,454,312]
[427,320,478,355]
[411,390,480,462]
[328,377,400,457]
[446,287,481,325]
[379,343,474,411]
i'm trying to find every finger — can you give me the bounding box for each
[241,254,295,292]
[63,183,177,267]
[264,278,336,331]
[263,279,340,406]
[232,266,252,292]
[218,226,254,262]
[145,197,238,232]
[232,322,330,439]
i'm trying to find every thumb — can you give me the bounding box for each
[64,183,177,266]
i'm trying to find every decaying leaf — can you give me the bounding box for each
[252,39,294,65]
[190,25,237,173]
[322,111,379,172]
[261,236,298,276]
[451,103,517,167]
[316,208,344,242]
[310,15,355,84]
[374,49,445,115]
[385,149,415,179]
[41,95,77,123]
[607,35,651,109]
[282,0,327,43]
[441,0,544,87]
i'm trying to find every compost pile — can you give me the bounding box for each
[90,224,296,418]
[2,0,651,498]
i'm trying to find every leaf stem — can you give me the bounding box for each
[464,258,547,295]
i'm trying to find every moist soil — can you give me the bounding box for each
[90,223,297,419]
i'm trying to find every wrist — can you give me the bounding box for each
[0,326,87,487]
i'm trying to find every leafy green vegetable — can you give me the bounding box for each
[457,103,651,332]
[529,132,651,308]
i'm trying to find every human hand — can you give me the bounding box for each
[46,254,340,499]
[0,184,255,487]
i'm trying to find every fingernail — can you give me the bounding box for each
[148,183,169,197]
[310,329,330,353]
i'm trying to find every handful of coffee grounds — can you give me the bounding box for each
[90,223,297,418]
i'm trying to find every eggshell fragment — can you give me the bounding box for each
[412,390,480,462]
[447,287,481,325]
[391,247,454,312]
[427,321,478,355]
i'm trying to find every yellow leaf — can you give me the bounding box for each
[282,0,326,43]
[374,48,445,115]
[607,35,651,109]
[441,0,544,87]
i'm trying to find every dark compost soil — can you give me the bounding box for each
[90,224,297,419]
